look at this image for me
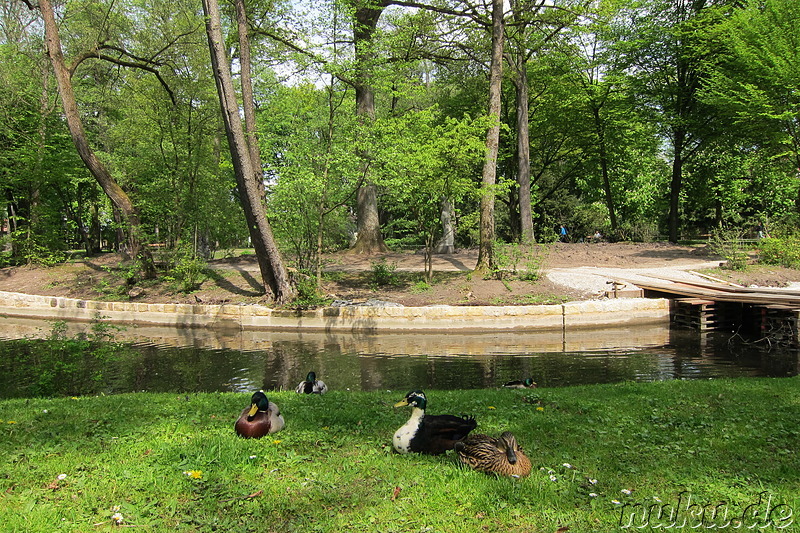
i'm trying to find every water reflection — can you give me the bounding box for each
[0,317,796,398]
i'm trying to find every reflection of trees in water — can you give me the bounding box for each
[0,321,796,397]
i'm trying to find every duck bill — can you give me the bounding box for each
[393,399,409,408]
[248,404,259,417]
[505,448,518,464]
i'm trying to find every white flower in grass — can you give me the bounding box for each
[621,489,632,495]
[588,478,598,485]
[612,499,622,505]
[562,463,573,469]
[57,474,67,480]
[653,496,662,502]
[549,474,558,482]
[589,493,599,498]
[111,512,124,525]
[249,455,257,459]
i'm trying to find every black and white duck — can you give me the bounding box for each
[392,390,477,455]
[454,431,532,478]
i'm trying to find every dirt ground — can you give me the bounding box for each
[0,242,797,307]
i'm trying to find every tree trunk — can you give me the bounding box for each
[668,130,685,243]
[38,0,155,278]
[515,54,534,244]
[592,106,617,231]
[474,0,505,276]
[203,0,293,303]
[349,3,388,254]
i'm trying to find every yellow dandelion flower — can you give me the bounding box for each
[272,439,282,445]
[7,421,17,424]
[487,406,496,410]
[536,407,544,412]
[183,470,203,479]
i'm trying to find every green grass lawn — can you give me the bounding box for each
[1,378,798,532]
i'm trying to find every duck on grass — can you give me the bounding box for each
[0,379,797,532]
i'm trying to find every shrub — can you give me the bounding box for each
[757,236,800,269]
[369,258,399,287]
[709,228,749,271]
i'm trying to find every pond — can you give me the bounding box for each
[0,317,796,399]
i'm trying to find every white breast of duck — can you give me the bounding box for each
[393,407,424,454]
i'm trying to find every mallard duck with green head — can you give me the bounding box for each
[393,390,477,455]
[295,371,328,394]
[454,431,532,478]
[235,391,285,438]
[502,378,537,389]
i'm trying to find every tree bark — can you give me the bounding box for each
[668,130,684,244]
[474,0,504,275]
[37,0,155,277]
[203,0,293,302]
[349,2,388,254]
[592,106,617,231]
[515,53,534,244]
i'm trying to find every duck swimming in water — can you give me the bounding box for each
[393,390,476,455]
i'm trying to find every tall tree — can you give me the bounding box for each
[202,0,293,302]
[702,0,800,212]
[627,0,719,242]
[348,0,389,254]
[29,0,156,277]
[474,0,505,274]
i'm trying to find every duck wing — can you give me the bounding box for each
[414,414,476,455]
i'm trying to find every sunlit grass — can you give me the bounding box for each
[1,379,798,532]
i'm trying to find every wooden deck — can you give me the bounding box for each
[616,274,800,346]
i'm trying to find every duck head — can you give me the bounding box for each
[306,371,317,382]
[394,390,427,410]
[499,431,519,464]
[247,391,271,419]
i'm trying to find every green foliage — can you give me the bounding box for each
[12,232,67,267]
[410,280,431,294]
[160,245,208,293]
[369,258,399,288]
[490,242,547,281]
[757,236,800,269]
[709,228,750,271]
[290,272,333,309]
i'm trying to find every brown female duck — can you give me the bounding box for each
[454,431,532,478]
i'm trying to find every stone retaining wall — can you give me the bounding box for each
[0,290,670,332]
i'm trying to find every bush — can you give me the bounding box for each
[709,228,749,271]
[491,241,547,281]
[757,236,800,269]
[369,258,399,287]
[289,273,331,309]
